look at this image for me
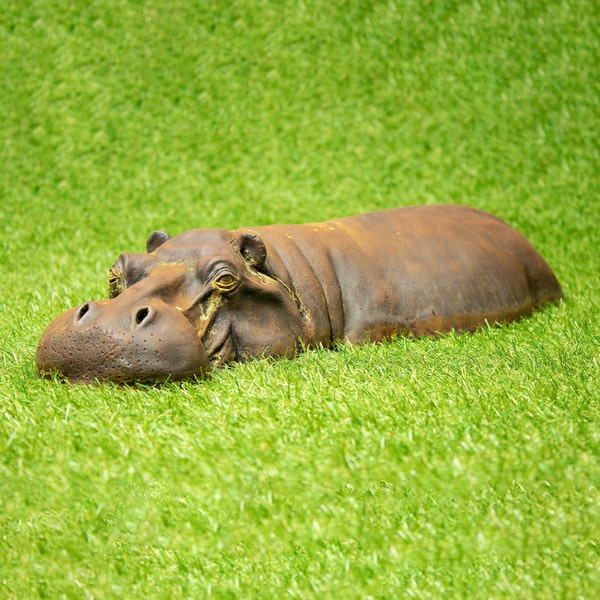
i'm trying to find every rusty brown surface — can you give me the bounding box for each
[36,204,563,384]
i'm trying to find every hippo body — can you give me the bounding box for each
[36,204,563,383]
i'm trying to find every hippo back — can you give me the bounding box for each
[251,204,562,342]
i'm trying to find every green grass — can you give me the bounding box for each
[1,0,599,597]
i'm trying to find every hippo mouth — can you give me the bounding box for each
[36,300,210,384]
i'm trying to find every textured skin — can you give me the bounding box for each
[36,204,563,383]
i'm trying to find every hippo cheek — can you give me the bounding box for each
[36,302,210,384]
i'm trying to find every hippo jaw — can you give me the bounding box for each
[36,299,210,384]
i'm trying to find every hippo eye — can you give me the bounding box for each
[108,267,125,298]
[213,271,239,294]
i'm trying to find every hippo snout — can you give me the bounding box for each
[36,298,210,384]
[73,300,157,330]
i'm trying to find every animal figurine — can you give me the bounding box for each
[36,204,563,383]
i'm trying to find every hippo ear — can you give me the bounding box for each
[238,233,267,269]
[146,231,171,253]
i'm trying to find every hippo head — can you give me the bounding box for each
[36,228,306,383]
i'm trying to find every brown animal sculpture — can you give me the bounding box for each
[36,204,563,383]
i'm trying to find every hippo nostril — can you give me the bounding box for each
[75,303,90,322]
[135,307,150,325]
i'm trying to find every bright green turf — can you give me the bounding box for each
[1,1,599,597]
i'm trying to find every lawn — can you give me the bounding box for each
[1,0,599,598]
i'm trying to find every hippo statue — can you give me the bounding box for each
[36,204,563,383]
